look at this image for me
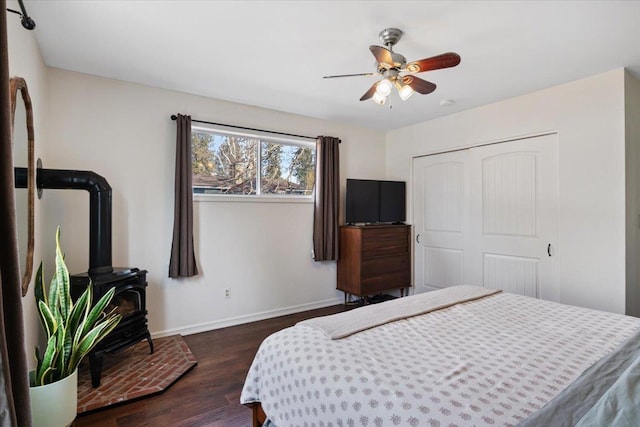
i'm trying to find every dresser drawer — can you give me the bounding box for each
[361,228,408,258]
[361,255,410,294]
[360,270,411,294]
[361,255,409,277]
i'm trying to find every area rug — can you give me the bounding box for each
[77,334,197,413]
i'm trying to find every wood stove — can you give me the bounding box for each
[71,268,153,388]
[37,167,153,388]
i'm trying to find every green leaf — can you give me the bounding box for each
[34,262,46,305]
[36,335,57,386]
[37,300,57,339]
[33,346,41,365]
[62,332,74,379]
[32,347,42,386]
[34,263,48,330]
[47,270,59,319]
[82,287,116,337]
[68,315,121,373]
[67,287,89,340]
[54,227,72,321]
[50,322,66,383]
[35,367,53,387]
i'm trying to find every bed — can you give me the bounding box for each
[240,286,640,426]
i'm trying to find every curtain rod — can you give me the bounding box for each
[170,114,318,141]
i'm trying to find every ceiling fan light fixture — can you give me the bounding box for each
[375,78,393,97]
[324,28,461,104]
[372,91,387,105]
[398,84,415,101]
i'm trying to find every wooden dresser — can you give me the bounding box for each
[337,224,411,301]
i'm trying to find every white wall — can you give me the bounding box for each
[43,69,386,337]
[387,69,627,314]
[625,70,640,317]
[7,1,49,368]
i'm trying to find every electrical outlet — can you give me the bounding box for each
[224,288,231,299]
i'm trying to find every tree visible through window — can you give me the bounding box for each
[192,127,316,196]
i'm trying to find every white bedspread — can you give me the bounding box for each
[241,288,640,427]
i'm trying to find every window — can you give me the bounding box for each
[191,126,316,198]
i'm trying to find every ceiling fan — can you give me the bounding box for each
[323,28,461,105]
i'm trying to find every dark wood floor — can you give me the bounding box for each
[74,304,349,427]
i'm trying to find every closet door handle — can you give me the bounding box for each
[547,243,552,257]
[416,233,421,244]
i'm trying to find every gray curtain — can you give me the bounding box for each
[169,114,198,278]
[0,3,32,425]
[313,136,340,261]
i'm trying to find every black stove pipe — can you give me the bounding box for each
[36,168,113,276]
[14,167,27,188]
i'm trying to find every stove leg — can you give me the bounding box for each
[90,352,104,388]
[146,333,154,354]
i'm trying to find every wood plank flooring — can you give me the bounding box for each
[73,304,349,427]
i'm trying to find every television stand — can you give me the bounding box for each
[337,224,411,302]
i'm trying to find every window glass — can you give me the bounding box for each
[261,142,315,196]
[192,127,315,198]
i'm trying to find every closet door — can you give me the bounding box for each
[413,150,471,292]
[468,134,559,300]
[413,134,559,300]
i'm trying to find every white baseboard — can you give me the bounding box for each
[151,297,343,338]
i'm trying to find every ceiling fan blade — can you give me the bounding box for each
[405,52,461,73]
[403,76,437,95]
[359,83,378,101]
[323,72,377,79]
[369,45,395,68]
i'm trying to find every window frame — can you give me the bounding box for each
[191,124,316,203]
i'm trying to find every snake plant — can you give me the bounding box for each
[31,227,122,386]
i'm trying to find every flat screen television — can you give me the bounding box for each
[345,179,406,224]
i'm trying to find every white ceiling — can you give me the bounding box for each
[23,1,640,131]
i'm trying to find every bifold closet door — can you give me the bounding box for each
[413,133,559,300]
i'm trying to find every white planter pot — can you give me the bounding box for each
[29,369,78,427]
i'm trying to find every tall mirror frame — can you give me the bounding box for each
[10,77,35,297]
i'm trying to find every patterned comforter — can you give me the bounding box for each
[240,287,640,427]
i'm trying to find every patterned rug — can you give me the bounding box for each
[77,335,197,413]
